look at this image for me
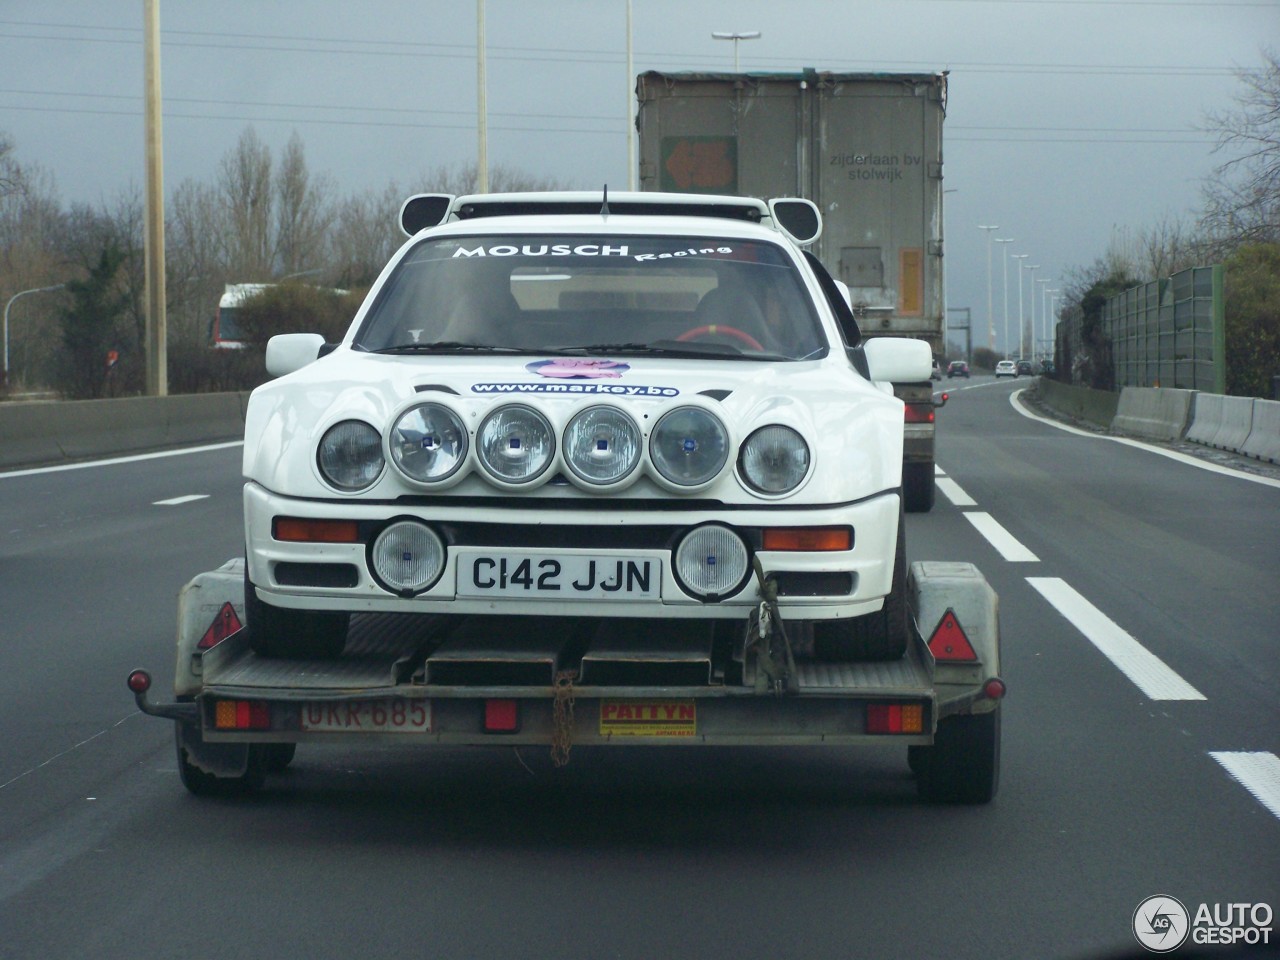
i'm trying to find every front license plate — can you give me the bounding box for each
[456,551,660,600]
[299,699,430,733]
[600,700,696,738]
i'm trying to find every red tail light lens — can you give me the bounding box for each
[214,700,271,730]
[867,702,925,734]
[904,404,935,424]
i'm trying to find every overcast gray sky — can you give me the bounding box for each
[2,0,1277,355]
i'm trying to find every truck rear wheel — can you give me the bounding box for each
[902,461,935,513]
[813,511,908,661]
[175,722,266,797]
[244,570,349,659]
[914,708,1001,804]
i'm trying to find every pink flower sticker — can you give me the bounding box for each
[527,358,630,379]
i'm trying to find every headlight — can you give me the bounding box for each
[674,524,750,599]
[476,404,555,484]
[317,420,384,491]
[390,403,468,483]
[370,520,445,594]
[563,406,641,485]
[739,425,810,494]
[650,406,729,487]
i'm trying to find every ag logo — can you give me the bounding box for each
[1133,895,1190,953]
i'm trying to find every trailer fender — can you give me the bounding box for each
[175,558,247,698]
[907,561,1001,711]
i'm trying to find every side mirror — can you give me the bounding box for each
[266,333,327,378]
[862,337,932,383]
[768,198,823,246]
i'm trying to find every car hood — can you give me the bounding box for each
[243,348,905,505]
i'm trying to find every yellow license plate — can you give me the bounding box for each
[599,700,696,738]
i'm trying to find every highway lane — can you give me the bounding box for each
[0,394,1276,959]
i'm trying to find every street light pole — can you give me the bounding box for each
[1036,278,1053,360]
[1011,254,1028,359]
[995,238,1014,359]
[3,283,66,388]
[711,30,761,71]
[978,225,998,351]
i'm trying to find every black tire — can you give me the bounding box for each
[263,743,297,773]
[244,569,349,659]
[813,510,908,661]
[915,708,1001,804]
[175,723,267,797]
[902,461,935,513]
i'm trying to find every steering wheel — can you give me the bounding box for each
[675,324,764,351]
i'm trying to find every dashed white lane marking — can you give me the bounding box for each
[936,476,977,507]
[152,494,210,506]
[0,441,243,479]
[1027,577,1206,701]
[1210,752,1280,821]
[962,511,1040,562]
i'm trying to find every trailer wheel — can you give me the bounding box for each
[813,509,908,661]
[915,708,1001,804]
[263,743,297,773]
[175,723,266,797]
[244,570,349,659]
[902,461,935,513]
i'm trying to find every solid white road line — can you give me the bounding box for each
[1210,752,1280,821]
[0,441,243,480]
[1009,389,1280,490]
[152,495,210,506]
[936,476,977,507]
[963,511,1040,562]
[1027,577,1206,701]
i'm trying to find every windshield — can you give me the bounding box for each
[353,234,828,361]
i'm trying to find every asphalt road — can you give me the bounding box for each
[0,381,1276,960]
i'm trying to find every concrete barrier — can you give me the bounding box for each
[0,392,250,471]
[1242,398,1280,464]
[1033,378,1120,429]
[1111,387,1196,442]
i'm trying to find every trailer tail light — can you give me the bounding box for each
[273,518,360,543]
[762,527,852,551]
[903,403,935,424]
[213,700,271,730]
[867,702,925,734]
[484,699,520,733]
[927,608,978,662]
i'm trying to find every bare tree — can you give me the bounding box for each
[273,132,333,278]
[1201,48,1280,251]
[218,128,274,279]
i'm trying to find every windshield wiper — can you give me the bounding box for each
[373,341,524,354]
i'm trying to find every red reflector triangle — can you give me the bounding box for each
[199,602,243,650]
[928,608,978,662]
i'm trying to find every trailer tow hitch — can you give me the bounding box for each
[745,559,798,695]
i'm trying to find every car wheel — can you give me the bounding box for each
[244,568,349,659]
[813,509,908,661]
[915,708,1001,804]
[902,461,935,513]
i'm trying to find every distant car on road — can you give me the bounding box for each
[995,360,1017,378]
[946,360,970,379]
[1016,359,1035,377]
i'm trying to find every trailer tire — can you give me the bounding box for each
[175,723,266,797]
[813,509,908,661]
[902,461,935,513]
[245,571,349,660]
[263,743,297,773]
[915,708,1001,804]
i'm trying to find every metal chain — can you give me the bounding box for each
[551,670,577,767]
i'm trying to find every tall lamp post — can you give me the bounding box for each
[711,30,761,70]
[994,238,1014,360]
[1036,278,1054,360]
[978,225,999,351]
[1023,264,1039,358]
[3,283,65,389]
[1010,254,1028,359]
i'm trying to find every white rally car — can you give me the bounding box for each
[243,192,932,663]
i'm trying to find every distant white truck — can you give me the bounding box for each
[129,191,1003,803]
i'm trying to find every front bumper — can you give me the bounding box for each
[243,482,900,620]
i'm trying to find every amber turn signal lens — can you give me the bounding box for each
[273,518,359,543]
[761,527,852,552]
